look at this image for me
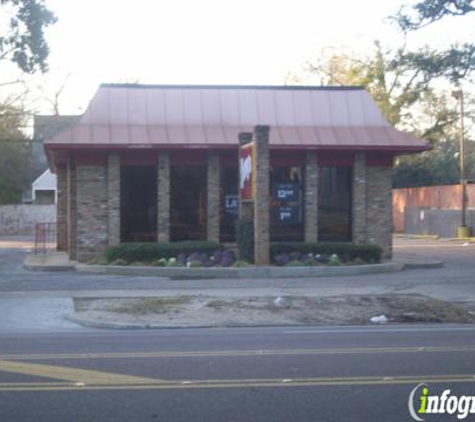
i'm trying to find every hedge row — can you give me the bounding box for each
[270,242,382,263]
[105,241,224,263]
[105,241,382,265]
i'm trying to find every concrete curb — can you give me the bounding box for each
[65,315,316,331]
[76,261,406,279]
[393,234,440,240]
[23,252,76,272]
[401,261,444,269]
[23,263,76,272]
[447,237,475,243]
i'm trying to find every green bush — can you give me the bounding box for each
[110,258,129,266]
[105,241,223,264]
[235,218,254,263]
[270,242,382,264]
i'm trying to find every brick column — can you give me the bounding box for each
[56,164,68,252]
[304,151,318,242]
[253,125,270,266]
[352,152,367,244]
[76,164,108,262]
[157,151,170,243]
[107,153,121,246]
[207,152,220,243]
[366,165,393,259]
[67,157,77,261]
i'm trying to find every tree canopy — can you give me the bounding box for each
[393,0,475,84]
[0,105,31,204]
[395,0,474,30]
[292,38,475,188]
[0,0,56,74]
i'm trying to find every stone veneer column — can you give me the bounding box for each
[366,166,393,259]
[56,164,68,252]
[352,152,367,244]
[67,157,77,261]
[107,153,121,246]
[207,152,220,243]
[76,164,108,262]
[253,125,270,266]
[157,151,170,243]
[304,151,318,242]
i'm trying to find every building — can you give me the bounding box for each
[32,169,57,204]
[22,115,80,203]
[45,84,428,263]
[32,115,81,179]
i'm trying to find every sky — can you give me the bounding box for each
[3,0,475,115]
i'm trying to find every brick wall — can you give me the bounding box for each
[67,158,77,261]
[366,165,393,259]
[107,154,121,246]
[304,151,318,242]
[207,152,220,243]
[157,152,170,242]
[56,165,67,250]
[76,164,108,262]
[254,126,270,265]
[352,153,367,244]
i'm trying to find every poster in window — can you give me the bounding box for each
[272,183,300,202]
[239,142,254,199]
[224,194,238,223]
[274,205,301,225]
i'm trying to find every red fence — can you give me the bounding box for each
[34,222,60,254]
[392,184,475,232]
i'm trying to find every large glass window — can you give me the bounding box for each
[120,166,157,242]
[220,166,238,243]
[170,166,207,241]
[318,166,352,242]
[270,166,304,241]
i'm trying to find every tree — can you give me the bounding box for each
[393,137,475,187]
[292,41,475,188]
[0,0,56,74]
[300,42,458,131]
[393,0,475,84]
[395,0,474,30]
[0,105,31,204]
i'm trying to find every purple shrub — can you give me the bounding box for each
[177,253,187,266]
[219,250,236,267]
[275,253,290,266]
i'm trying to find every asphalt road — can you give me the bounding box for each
[0,325,474,421]
[0,236,474,296]
[0,236,474,420]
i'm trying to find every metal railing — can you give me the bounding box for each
[34,222,60,254]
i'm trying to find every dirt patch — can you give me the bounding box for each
[73,294,475,328]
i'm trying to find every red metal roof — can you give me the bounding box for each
[45,84,428,152]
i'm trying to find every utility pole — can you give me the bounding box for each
[452,89,469,237]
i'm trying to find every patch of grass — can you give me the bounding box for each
[106,297,192,315]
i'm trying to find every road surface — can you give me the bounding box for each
[0,325,475,421]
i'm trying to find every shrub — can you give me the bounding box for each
[110,258,129,266]
[165,258,183,267]
[235,218,254,263]
[328,254,341,266]
[186,260,202,268]
[105,241,223,264]
[270,243,382,264]
[285,260,305,267]
[233,260,251,267]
